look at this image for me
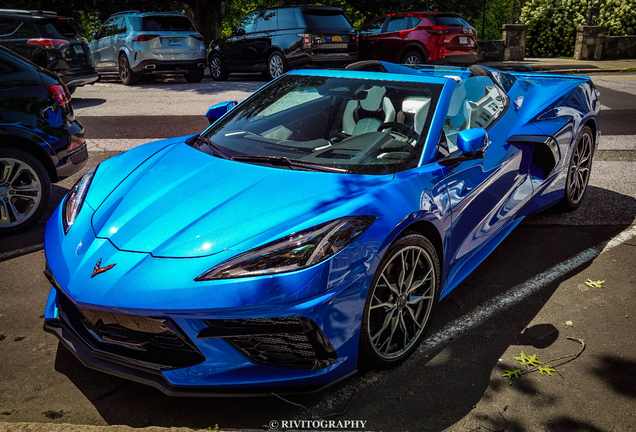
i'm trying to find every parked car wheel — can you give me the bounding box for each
[267,51,286,80]
[119,54,138,85]
[209,54,228,81]
[359,232,440,369]
[402,50,425,66]
[185,69,205,83]
[0,148,51,237]
[563,126,594,211]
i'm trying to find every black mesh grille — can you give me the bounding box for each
[56,291,204,370]
[69,146,88,164]
[198,317,337,371]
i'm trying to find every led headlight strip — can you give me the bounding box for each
[63,166,97,234]
[196,216,376,281]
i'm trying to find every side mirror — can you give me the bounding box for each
[92,32,100,40]
[205,101,237,125]
[457,128,489,156]
[230,26,236,36]
[439,128,490,167]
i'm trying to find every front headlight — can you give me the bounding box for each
[196,216,376,281]
[63,166,97,234]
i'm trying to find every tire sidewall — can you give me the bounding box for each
[119,54,137,85]
[402,50,425,65]
[359,232,441,369]
[209,54,228,81]
[0,147,51,237]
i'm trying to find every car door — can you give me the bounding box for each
[221,12,257,69]
[113,16,128,55]
[440,75,533,292]
[90,18,118,70]
[359,17,386,60]
[373,16,412,63]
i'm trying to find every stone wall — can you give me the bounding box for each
[477,40,505,62]
[502,24,528,61]
[602,35,636,60]
[574,26,605,60]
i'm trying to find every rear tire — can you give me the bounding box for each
[402,50,425,66]
[209,54,228,81]
[266,51,287,80]
[562,125,594,211]
[119,54,138,85]
[0,148,51,237]
[185,69,204,83]
[359,232,440,369]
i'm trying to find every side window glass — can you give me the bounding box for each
[117,17,127,34]
[255,10,277,32]
[442,76,506,152]
[409,17,421,29]
[386,16,410,33]
[237,12,257,34]
[13,22,39,38]
[361,18,384,35]
[278,9,299,29]
[100,19,115,37]
[0,18,21,37]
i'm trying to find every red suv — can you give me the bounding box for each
[358,12,477,66]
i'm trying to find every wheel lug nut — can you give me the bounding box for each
[9,190,14,195]
[3,197,7,202]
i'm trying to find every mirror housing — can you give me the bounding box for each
[439,128,490,166]
[92,32,99,40]
[205,101,237,125]
[457,128,489,156]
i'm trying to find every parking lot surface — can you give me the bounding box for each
[1,72,635,432]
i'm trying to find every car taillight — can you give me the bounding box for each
[190,34,204,42]
[47,83,71,106]
[27,38,70,48]
[303,33,311,49]
[427,26,450,35]
[132,34,159,42]
[351,33,357,47]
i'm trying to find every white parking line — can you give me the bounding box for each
[418,224,636,353]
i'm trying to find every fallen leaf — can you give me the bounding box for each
[564,320,574,327]
[503,369,522,380]
[538,366,557,376]
[585,279,605,288]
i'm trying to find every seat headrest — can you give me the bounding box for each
[359,86,386,111]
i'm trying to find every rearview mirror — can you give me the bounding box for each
[205,101,237,125]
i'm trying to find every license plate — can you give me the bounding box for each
[73,45,84,55]
[168,38,181,46]
[459,37,468,44]
[331,35,342,42]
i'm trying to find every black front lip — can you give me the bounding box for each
[44,318,355,397]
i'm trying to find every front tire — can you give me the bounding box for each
[119,54,138,85]
[0,148,51,237]
[359,232,440,369]
[209,54,228,81]
[563,125,594,211]
[266,51,286,80]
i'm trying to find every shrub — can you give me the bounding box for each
[521,0,636,57]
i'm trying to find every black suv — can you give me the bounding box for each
[0,9,98,92]
[0,46,87,236]
[209,6,358,81]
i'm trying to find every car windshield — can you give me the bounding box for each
[201,75,443,175]
[142,16,194,32]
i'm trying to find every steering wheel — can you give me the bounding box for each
[377,122,419,145]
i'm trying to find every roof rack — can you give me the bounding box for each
[109,10,141,18]
[0,9,58,15]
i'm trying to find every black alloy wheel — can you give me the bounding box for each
[563,125,594,210]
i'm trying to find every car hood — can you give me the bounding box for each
[91,142,391,258]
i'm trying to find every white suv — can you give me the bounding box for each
[89,11,207,85]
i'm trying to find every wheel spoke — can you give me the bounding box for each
[407,267,432,294]
[397,251,406,291]
[380,274,400,296]
[1,160,16,184]
[382,315,400,354]
[404,250,420,290]
[0,200,10,226]
[371,308,395,343]
[405,305,423,330]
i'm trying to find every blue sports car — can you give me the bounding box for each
[43,62,600,395]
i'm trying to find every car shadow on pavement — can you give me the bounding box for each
[49,186,636,430]
[71,98,107,109]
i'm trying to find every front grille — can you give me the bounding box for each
[198,317,337,371]
[69,146,88,164]
[56,291,205,370]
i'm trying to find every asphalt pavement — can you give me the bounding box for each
[0,64,635,432]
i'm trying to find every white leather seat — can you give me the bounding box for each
[342,86,396,136]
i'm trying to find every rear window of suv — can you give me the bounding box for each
[142,16,195,32]
[301,10,353,30]
[430,15,469,27]
[35,19,78,38]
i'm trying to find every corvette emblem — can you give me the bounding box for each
[91,258,116,278]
